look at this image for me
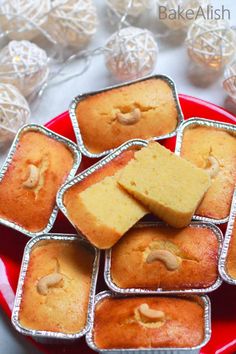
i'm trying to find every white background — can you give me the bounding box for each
[0,0,235,353]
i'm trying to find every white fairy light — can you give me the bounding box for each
[106,0,151,25]
[104,26,158,81]
[45,0,98,48]
[186,19,236,70]
[223,60,236,103]
[0,0,50,40]
[0,40,49,97]
[0,83,30,144]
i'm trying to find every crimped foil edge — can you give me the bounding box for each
[11,233,100,342]
[57,139,148,231]
[0,124,81,238]
[85,290,211,354]
[69,74,184,159]
[105,221,223,295]
[175,117,236,225]
[219,188,236,285]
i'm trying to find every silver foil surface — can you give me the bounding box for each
[86,290,211,354]
[175,118,236,225]
[219,189,236,285]
[0,124,81,237]
[11,233,100,343]
[69,74,184,158]
[105,221,223,295]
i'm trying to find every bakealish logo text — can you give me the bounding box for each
[158,5,231,21]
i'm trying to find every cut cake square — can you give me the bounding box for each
[64,150,148,249]
[118,143,211,228]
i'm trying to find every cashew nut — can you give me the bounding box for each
[138,303,165,321]
[205,156,220,178]
[146,249,181,271]
[116,108,141,125]
[37,272,63,295]
[23,164,39,188]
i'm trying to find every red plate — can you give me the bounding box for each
[0,94,236,354]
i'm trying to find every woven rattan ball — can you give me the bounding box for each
[0,40,49,97]
[45,0,98,48]
[186,19,236,70]
[0,0,50,40]
[0,83,30,144]
[223,60,236,102]
[106,0,150,19]
[105,26,158,81]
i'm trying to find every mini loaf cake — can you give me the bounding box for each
[118,143,211,228]
[63,150,148,249]
[110,225,219,290]
[76,78,179,154]
[180,125,236,220]
[93,296,205,349]
[19,240,95,334]
[226,219,236,279]
[0,130,75,232]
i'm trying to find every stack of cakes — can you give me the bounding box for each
[0,76,234,351]
[59,141,221,352]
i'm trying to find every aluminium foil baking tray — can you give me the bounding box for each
[219,188,236,285]
[57,138,148,236]
[0,124,81,237]
[11,233,100,343]
[69,74,184,159]
[105,221,223,295]
[86,290,211,354]
[175,117,236,225]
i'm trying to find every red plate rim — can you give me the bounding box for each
[0,93,235,354]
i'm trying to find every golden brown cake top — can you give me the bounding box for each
[226,218,236,279]
[76,78,178,153]
[0,130,74,232]
[93,296,205,349]
[110,225,219,290]
[19,239,94,334]
[181,125,236,220]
